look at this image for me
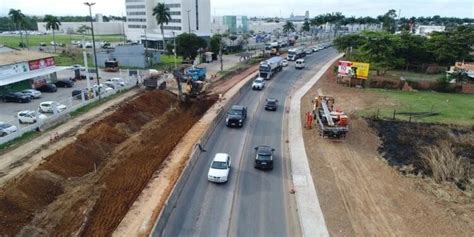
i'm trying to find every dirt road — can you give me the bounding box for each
[0,90,217,236]
[301,65,473,236]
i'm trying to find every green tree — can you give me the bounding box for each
[209,34,226,54]
[152,3,172,50]
[8,9,27,48]
[333,34,366,52]
[175,33,207,60]
[379,9,397,33]
[428,25,474,65]
[301,19,311,32]
[228,35,238,45]
[360,31,398,75]
[282,21,295,34]
[44,15,61,53]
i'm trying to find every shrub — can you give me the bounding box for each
[420,142,470,186]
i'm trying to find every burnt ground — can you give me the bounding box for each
[369,120,474,178]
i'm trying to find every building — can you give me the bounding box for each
[248,21,304,34]
[96,44,160,68]
[222,16,248,34]
[0,45,70,94]
[415,25,445,36]
[288,12,308,22]
[125,0,211,49]
[37,21,124,35]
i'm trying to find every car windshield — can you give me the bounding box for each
[257,154,272,161]
[267,101,276,105]
[211,161,228,169]
[255,79,263,83]
[0,124,10,129]
[228,109,242,115]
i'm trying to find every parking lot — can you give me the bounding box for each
[0,68,132,127]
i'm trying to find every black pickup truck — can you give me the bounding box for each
[226,105,247,128]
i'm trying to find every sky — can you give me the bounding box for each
[0,0,473,18]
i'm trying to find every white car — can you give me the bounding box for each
[0,122,18,137]
[281,59,289,67]
[17,110,47,124]
[295,59,305,69]
[21,89,42,99]
[39,101,67,113]
[106,77,126,86]
[208,153,231,183]
[252,77,265,90]
[93,84,114,95]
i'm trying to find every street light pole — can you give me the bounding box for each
[84,2,101,99]
[186,10,191,33]
[172,31,177,69]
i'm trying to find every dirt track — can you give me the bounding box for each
[0,90,217,236]
[301,65,473,236]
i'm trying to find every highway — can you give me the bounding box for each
[154,47,338,237]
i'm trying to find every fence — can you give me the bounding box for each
[0,76,138,145]
[368,108,440,123]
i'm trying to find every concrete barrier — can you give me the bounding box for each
[150,71,257,236]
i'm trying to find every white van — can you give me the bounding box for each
[295,59,305,69]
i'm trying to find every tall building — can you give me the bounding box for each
[125,0,211,49]
[222,16,248,34]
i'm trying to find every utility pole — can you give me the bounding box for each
[172,31,177,69]
[186,10,191,33]
[144,27,148,67]
[84,2,101,99]
[218,30,223,72]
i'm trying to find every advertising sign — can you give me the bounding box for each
[28,57,55,71]
[0,62,29,79]
[352,62,370,79]
[338,60,352,76]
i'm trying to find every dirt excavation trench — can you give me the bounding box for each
[0,90,217,236]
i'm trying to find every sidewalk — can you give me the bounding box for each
[288,53,343,236]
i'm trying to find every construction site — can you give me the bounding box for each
[301,62,473,236]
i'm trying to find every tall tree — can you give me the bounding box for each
[282,21,296,34]
[44,15,61,53]
[152,3,171,51]
[301,19,311,32]
[175,33,207,60]
[8,9,26,48]
[379,9,397,33]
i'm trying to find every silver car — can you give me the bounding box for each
[22,89,42,99]
[0,122,18,137]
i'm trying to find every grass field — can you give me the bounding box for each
[363,89,474,125]
[0,34,124,48]
[151,54,183,71]
[369,70,443,82]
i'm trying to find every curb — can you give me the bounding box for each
[288,53,343,237]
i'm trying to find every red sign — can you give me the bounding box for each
[28,57,55,71]
[338,60,353,76]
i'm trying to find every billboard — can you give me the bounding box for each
[352,62,370,80]
[337,61,352,76]
[0,62,29,79]
[28,57,55,71]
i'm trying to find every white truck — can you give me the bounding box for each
[259,56,283,80]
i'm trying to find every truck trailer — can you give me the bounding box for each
[287,47,305,61]
[259,56,283,80]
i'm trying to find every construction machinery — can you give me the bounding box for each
[143,71,167,90]
[104,59,119,72]
[173,68,207,99]
[312,89,349,139]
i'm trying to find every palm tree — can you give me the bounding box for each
[44,15,61,53]
[282,21,295,34]
[152,3,171,51]
[8,9,26,48]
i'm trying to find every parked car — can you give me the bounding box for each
[72,89,91,100]
[265,98,278,111]
[93,84,114,95]
[281,59,289,67]
[1,92,31,103]
[37,84,57,92]
[106,77,126,87]
[17,110,47,124]
[254,145,275,170]
[305,48,313,55]
[226,105,247,128]
[54,79,74,88]
[39,101,67,113]
[0,122,18,137]
[21,89,42,99]
[252,77,265,90]
[208,153,231,183]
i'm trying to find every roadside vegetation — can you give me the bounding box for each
[0,34,124,48]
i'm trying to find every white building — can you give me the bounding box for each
[37,21,125,35]
[415,25,445,36]
[125,0,211,49]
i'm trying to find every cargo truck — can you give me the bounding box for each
[259,56,283,80]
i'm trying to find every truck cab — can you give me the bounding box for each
[295,59,305,69]
[226,105,247,128]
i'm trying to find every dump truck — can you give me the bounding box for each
[312,90,349,139]
[143,71,166,90]
[259,56,283,80]
[186,66,207,81]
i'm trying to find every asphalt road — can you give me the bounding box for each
[156,47,338,237]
